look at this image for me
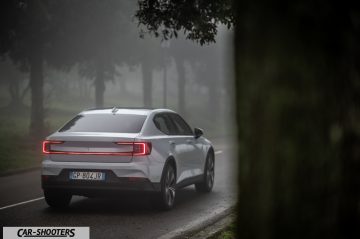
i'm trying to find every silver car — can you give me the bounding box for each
[42,108,215,210]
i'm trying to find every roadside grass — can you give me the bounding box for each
[0,105,75,173]
[208,221,236,239]
[0,111,40,172]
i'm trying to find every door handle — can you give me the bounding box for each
[186,139,194,144]
[169,141,175,145]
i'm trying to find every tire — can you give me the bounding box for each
[44,190,72,208]
[195,152,215,193]
[157,163,176,210]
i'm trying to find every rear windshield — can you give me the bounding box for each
[59,114,147,133]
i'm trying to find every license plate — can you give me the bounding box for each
[69,171,105,181]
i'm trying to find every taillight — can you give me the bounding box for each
[42,140,63,154]
[116,142,152,156]
[42,140,151,156]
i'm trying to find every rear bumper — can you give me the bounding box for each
[42,169,161,196]
[42,159,163,183]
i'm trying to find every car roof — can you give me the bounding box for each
[81,107,176,116]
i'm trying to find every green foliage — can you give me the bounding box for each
[217,225,236,239]
[209,221,236,239]
[136,0,234,45]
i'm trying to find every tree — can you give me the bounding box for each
[0,1,92,137]
[189,41,222,119]
[168,36,221,118]
[171,41,187,115]
[135,0,360,238]
[0,0,139,138]
[197,61,219,114]
[0,57,29,107]
[234,1,360,238]
[140,43,158,108]
[63,0,166,108]
[136,0,234,45]
[132,36,167,108]
[0,0,61,138]
[64,0,137,108]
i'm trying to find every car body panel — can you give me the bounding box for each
[42,108,213,194]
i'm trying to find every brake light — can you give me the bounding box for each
[42,140,64,154]
[42,140,151,156]
[116,142,152,156]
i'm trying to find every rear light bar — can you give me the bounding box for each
[42,140,63,154]
[116,142,152,156]
[42,140,152,156]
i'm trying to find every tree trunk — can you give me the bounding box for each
[29,47,45,138]
[20,82,30,103]
[338,131,360,238]
[163,63,167,108]
[235,2,360,239]
[208,83,219,118]
[95,63,105,108]
[8,77,28,108]
[207,64,219,121]
[175,57,185,116]
[119,77,127,95]
[8,78,21,107]
[142,60,153,108]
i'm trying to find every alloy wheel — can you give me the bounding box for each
[164,166,176,207]
[206,155,215,188]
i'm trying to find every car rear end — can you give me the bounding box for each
[41,109,161,199]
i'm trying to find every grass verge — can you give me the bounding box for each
[208,221,236,239]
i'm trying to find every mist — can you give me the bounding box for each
[0,0,234,171]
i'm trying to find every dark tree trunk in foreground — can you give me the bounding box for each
[175,57,185,116]
[95,62,105,108]
[235,1,360,239]
[29,46,45,139]
[142,60,153,108]
[338,132,360,238]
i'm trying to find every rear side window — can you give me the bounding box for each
[153,114,171,135]
[168,114,193,135]
[59,114,147,133]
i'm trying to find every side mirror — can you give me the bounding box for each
[194,127,203,139]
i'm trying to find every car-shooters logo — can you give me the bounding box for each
[17,228,75,237]
[3,227,89,239]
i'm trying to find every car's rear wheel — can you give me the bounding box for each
[44,190,72,208]
[195,152,215,193]
[157,163,176,210]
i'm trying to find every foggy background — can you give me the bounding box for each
[2,1,360,238]
[0,1,234,172]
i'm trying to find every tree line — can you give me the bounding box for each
[0,0,224,139]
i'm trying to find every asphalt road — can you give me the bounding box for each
[0,141,236,239]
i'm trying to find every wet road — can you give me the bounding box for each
[0,141,236,239]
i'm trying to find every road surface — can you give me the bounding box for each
[0,141,236,239]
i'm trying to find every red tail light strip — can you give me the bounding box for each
[42,140,151,156]
[117,142,152,156]
[42,140,63,154]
